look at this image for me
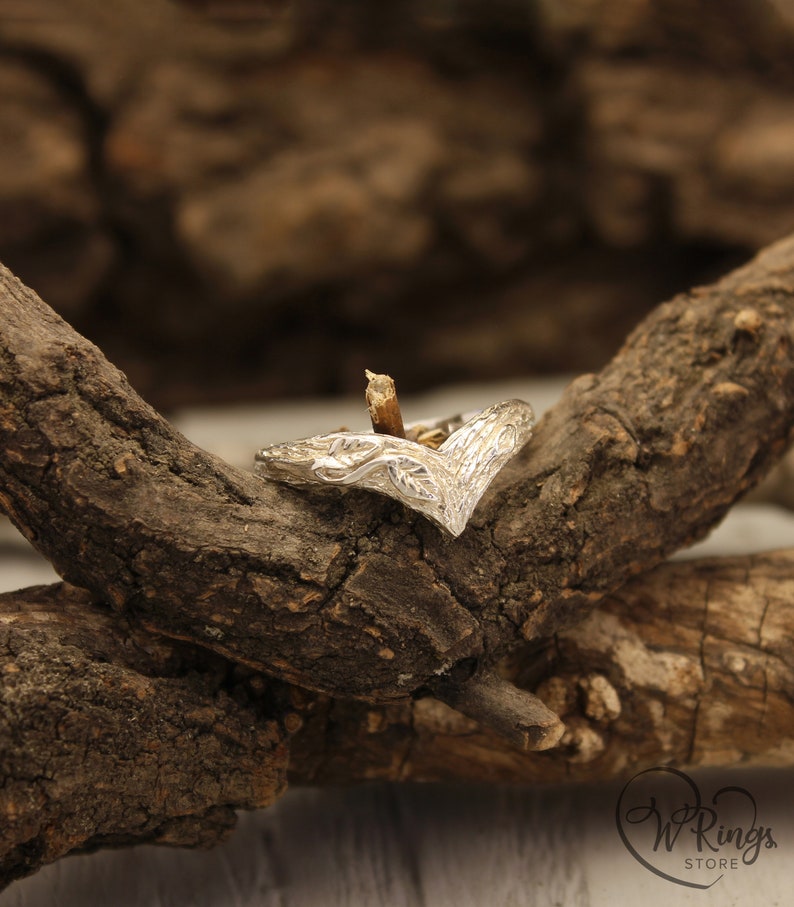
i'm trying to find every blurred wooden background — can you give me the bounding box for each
[4,0,794,407]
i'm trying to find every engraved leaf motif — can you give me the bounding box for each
[327,436,380,467]
[387,456,439,501]
[256,400,534,536]
[311,435,381,481]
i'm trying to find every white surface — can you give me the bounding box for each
[2,378,794,905]
[2,776,791,907]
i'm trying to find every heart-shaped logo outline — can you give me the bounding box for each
[615,766,778,889]
[254,399,534,537]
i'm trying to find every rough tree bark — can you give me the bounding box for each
[3,549,793,886]
[5,0,794,402]
[0,585,290,886]
[2,235,794,706]
[291,550,794,786]
[2,231,794,885]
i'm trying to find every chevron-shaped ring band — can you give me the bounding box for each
[253,399,534,537]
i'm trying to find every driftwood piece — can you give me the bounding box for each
[2,545,792,885]
[2,226,794,884]
[0,584,289,888]
[291,550,794,785]
[2,232,794,725]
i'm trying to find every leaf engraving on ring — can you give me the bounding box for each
[254,399,534,537]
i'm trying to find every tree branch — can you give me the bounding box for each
[290,548,794,784]
[0,583,289,888]
[1,238,794,738]
[2,546,792,884]
[2,235,794,887]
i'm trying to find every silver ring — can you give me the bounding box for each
[253,399,534,537]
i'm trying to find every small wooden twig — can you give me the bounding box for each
[365,369,406,438]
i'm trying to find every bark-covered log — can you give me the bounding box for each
[0,583,289,889]
[2,546,793,884]
[290,550,794,784]
[2,229,794,729]
[4,0,794,403]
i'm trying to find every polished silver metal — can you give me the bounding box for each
[254,399,534,537]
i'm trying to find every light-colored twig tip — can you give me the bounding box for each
[365,369,406,439]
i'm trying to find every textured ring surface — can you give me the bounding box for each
[254,399,534,537]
